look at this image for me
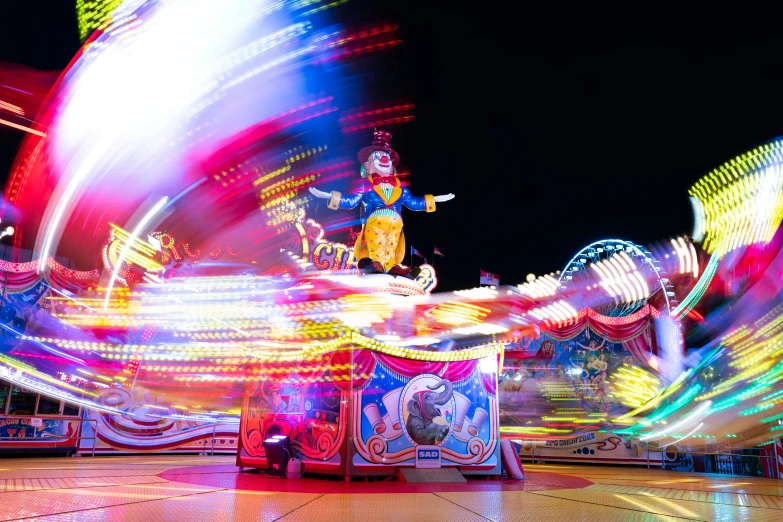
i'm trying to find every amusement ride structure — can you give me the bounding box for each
[0,0,781,481]
[558,239,678,317]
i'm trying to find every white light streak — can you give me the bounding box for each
[640,401,711,442]
[669,422,704,445]
[103,196,169,311]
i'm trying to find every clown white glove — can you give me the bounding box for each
[309,187,331,199]
[433,193,455,202]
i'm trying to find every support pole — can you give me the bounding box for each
[91,420,96,457]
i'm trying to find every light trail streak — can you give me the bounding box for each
[640,401,711,442]
[103,196,169,310]
[0,118,46,137]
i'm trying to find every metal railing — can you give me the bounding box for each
[524,444,665,466]
[659,446,779,479]
[0,416,98,457]
[199,423,218,457]
[523,443,779,479]
[1,417,231,458]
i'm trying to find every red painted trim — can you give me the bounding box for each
[0,439,78,449]
[102,414,174,434]
[90,447,233,452]
[459,464,496,471]
[0,440,77,450]
[129,418,170,427]
[235,454,339,471]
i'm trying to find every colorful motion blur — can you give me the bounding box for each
[0,0,782,467]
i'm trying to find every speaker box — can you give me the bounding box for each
[262,435,291,477]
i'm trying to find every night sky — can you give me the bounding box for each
[2,3,783,291]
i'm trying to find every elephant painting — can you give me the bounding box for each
[404,378,453,445]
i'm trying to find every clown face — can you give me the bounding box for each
[365,150,394,176]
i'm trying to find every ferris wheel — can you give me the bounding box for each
[558,239,675,317]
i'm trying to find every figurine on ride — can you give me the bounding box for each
[309,130,454,274]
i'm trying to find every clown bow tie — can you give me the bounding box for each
[371,175,397,186]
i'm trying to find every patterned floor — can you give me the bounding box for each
[0,456,780,521]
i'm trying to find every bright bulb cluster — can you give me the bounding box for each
[670,236,699,278]
[517,273,559,299]
[526,300,579,326]
[689,140,783,257]
[590,251,650,307]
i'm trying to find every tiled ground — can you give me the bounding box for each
[0,456,780,521]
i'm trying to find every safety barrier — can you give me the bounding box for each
[524,444,664,467]
[199,423,218,457]
[659,446,780,479]
[522,441,781,479]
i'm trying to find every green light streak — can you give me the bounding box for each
[762,389,783,402]
[740,403,776,416]
[672,255,718,319]
[302,0,348,16]
[645,384,702,424]
[712,360,783,415]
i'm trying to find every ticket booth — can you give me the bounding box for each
[236,333,501,477]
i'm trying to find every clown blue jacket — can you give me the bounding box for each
[327,178,436,223]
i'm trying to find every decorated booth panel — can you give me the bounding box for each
[0,416,80,450]
[80,385,239,454]
[236,355,346,472]
[349,350,499,472]
[499,306,662,465]
[236,342,501,475]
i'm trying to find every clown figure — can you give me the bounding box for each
[310,130,454,274]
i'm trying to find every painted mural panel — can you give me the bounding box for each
[500,326,657,463]
[501,329,634,422]
[352,354,499,469]
[0,417,79,446]
[237,364,346,472]
[82,386,238,453]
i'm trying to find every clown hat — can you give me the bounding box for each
[358,129,400,166]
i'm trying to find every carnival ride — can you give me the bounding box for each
[557,239,678,317]
[0,0,782,478]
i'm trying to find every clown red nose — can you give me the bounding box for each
[358,130,399,166]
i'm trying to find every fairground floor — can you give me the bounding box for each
[0,455,781,521]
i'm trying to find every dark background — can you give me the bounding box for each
[2,3,782,291]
